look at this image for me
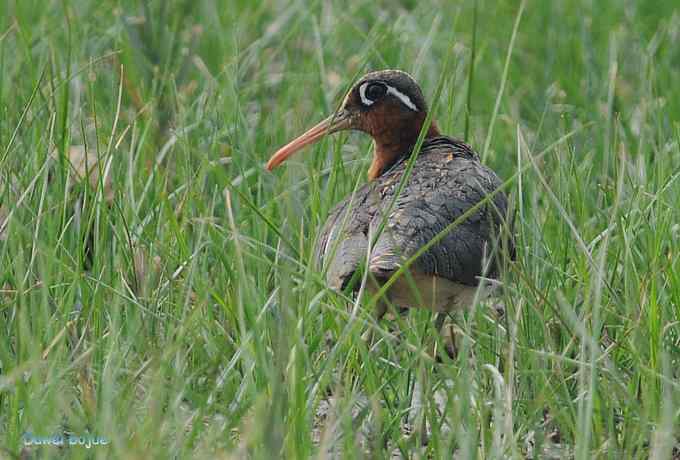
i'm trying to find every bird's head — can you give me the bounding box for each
[266,69,440,179]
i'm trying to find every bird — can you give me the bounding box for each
[266,69,513,333]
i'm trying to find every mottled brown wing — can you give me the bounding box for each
[315,137,512,291]
[314,185,376,290]
[368,153,510,286]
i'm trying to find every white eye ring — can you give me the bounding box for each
[358,82,418,111]
[359,82,376,106]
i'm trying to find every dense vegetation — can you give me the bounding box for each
[1,0,679,458]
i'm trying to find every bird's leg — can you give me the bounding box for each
[360,296,388,348]
[360,288,409,350]
[361,274,403,348]
[433,312,458,361]
[374,300,388,323]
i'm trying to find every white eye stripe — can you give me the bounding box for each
[358,82,418,111]
[386,85,418,111]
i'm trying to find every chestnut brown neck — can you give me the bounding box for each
[368,118,441,180]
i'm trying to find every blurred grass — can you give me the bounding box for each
[1,0,680,458]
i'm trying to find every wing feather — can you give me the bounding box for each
[315,137,513,291]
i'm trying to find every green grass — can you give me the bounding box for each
[1,0,680,458]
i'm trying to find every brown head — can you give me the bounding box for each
[266,70,440,180]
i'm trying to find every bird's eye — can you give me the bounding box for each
[365,83,387,101]
[359,82,387,106]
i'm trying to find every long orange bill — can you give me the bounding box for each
[266,110,352,171]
